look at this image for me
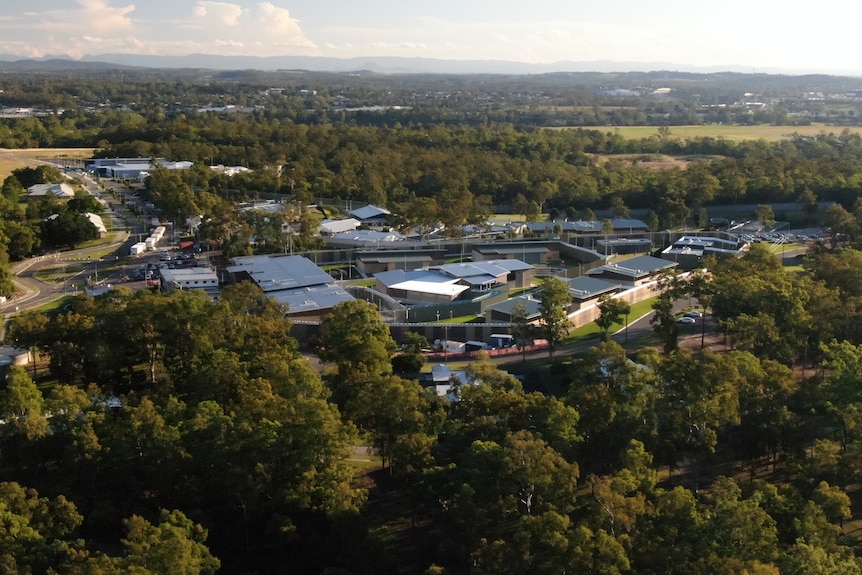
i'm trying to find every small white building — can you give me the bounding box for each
[85,213,107,237]
[318,218,360,236]
[159,267,220,298]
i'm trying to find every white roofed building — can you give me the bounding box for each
[318,218,360,236]
[349,204,391,226]
[27,182,75,201]
[159,267,220,299]
[374,259,533,304]
[85,213,107,238]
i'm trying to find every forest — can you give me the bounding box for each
[1,70,862,573]
[2,241,862,574]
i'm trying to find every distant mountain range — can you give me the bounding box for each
[0,53,859,77]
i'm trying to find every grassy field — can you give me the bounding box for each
[0,148,96,180]
[556,124,862,142]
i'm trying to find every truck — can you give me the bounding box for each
[489,334,515,348]
[434,339,467,354]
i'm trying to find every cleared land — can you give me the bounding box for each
[559,123,862,141]
[0,148,96,180]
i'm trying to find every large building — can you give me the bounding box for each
[355,249,446,275]
[527,218,649,236]
[562,276,623,310]
[661,235,747,269]
[27,182,75,201]
[589,255,678,286]
[85,158,193,179]
[374,259,533,304]
[226,254,354,318]
[484,295,542,323]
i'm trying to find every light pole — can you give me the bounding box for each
[444,322,448,365]
[625,312,629,344]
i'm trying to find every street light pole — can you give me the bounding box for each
[625,312,629,344]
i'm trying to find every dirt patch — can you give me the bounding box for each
[591,153,692,170]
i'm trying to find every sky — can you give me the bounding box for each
[1,0,861,74]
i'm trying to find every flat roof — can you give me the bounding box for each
[390,280,469,297]
[473,244,549,255]
[357,253,433,264]
[599,255,678,278]
[160,267,218,283]
[331,230,405,242]
[527,218,648,233]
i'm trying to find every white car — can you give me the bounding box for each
[677,316,696,324]
[684,310,703,318]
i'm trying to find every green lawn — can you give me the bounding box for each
[27,295,77,314]
[561,296,658,345]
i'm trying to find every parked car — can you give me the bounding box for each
[684,310,703,318]
[678,316,696,324]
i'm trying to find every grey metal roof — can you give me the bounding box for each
[610,218,649,230]
[356,252,433,264]
[375,269,455,289]
[432,259,531,280]
[527,218,648,233]
[486,295,542,317]
[269,284,355,314]
[331,230,405,243]
[562,276,622,299]
[473,244,549,255]
[528,220,600,233]
[319,218,360,234]
[664,235,741,255]
[227,254,335,292]
[159,267,218,284]
[349,204,391,220]
[27,183,75,197]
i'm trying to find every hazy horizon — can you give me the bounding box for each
[1,1,860,76]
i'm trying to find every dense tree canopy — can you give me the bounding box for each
[2,70,862,573]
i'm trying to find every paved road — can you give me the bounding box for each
[491,299,695,367]
[1,172,148,320]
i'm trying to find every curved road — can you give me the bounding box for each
[2,170,144,322]
[490,299,696,366]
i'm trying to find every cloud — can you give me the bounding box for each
[193,1,246,27]
[256,3,316,48]
[185,1,316,53]
[0,1,317,59]
[27,0,135,35]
